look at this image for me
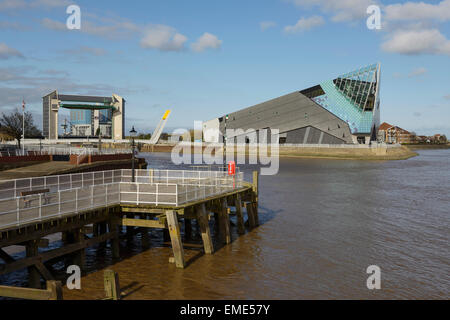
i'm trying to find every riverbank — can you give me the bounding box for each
[278,145,417,160]
[135,143,418,161]
[404,144,450,150]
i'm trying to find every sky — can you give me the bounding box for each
[0,0,450,136]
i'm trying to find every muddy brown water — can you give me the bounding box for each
[1,149,449,299]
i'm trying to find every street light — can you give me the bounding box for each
[38,135,44,155]
[129,126,137,183]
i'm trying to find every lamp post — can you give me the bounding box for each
[130,126,137,183]
[38,135,44,155]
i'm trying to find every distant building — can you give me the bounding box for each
[378,122,415,144]
[43,91,125,139]
[203,63,381,145]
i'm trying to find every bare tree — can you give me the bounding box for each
[0,110,42,148]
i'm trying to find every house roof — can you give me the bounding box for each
[378,122,393,131]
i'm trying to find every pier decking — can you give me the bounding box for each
[0,168,259,298]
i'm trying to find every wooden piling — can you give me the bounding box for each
[166,210,185,268]
[196,204,214,254]
[252,170,259,226]
[72,228,85,269]
[104,269,120,300]
[246,202,256,229]
[109,219,120,259]
[235,194,245,235]
[26,240,41,288]
[219,198,231,244]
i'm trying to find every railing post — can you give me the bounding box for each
[91,185,94,208]
[75,188,78,213]
[16,197,20,225]
[156,184,159,206]
[39,194,42,219]
[137,183,139,205]
[58,191,61,216]
[14,180,16,198]
[175,184,178,206]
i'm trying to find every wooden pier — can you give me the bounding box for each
[0,169,259,299]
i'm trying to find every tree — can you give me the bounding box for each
[0,110,42,148]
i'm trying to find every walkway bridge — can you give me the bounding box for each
[0,168,259,295]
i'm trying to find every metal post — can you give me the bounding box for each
[136,183,139,205]
[39,194,42,219]
[131,137,135,183]
[16,198,20,225]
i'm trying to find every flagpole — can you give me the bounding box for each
[22,99,25,155]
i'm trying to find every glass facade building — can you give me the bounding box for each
[204,63,381,145]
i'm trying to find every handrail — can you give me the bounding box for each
[0,169,244,230]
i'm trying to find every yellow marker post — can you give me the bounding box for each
[162,110,171,120]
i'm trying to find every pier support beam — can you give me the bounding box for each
[246,202,256,229]
[166,210,185,268]
[252,170,259,226]
[196,204,213,254]
[140,215,151,248]
[109,218,120,259]
[219,198,231,244]
[235,194,245,235]
[26,240,41,288]
[72,228,85,269]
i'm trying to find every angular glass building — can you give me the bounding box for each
[203,63,381,145]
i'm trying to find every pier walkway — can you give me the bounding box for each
[0,168,259,297]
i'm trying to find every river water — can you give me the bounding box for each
[1,149,449,299]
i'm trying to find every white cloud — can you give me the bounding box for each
[0,0,26,11]
[41,17,67,31]
[140,25,188,52]
[385,0,450,23]
[64,46,107,57]
[284,15,324,33]
[0,0,70,11]
[260,21,277,31]
[0,21,28,30]
[288,0,376,22]
[408,67,427,78]
[191,33,222,52]
[381,29,450,56]
[0,43,24,59]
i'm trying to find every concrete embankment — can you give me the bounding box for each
[139,143,418,161]
[404,144,450,151]
[277,145,417,160]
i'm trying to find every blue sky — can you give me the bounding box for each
[1,0,450,136]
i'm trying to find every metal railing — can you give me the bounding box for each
[0,147,132,157]
[0,169,244,230]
